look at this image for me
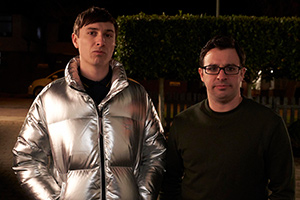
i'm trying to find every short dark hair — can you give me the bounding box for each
[199,35,246,67]
[73,6,118,38]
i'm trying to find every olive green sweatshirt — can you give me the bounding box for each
[161,97,295,200]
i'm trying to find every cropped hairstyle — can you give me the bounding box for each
[199,35,246,67]
[73,7,118,39]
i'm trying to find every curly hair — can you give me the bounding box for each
[199,35,246,67]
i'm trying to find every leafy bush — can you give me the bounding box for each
[115,13,300,82]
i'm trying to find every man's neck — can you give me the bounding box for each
[208,95,243,113]
[80,62,110,82]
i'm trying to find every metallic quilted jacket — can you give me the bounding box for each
[12,57,167,200]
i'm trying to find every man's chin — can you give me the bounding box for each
[93,57,110,67]
[213,92,235,103]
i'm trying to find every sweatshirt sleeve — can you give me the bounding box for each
[267,117,295,200]
[159,117,184,200]
[12,98,61,200]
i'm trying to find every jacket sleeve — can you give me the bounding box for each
[12,98,61,200]
[159,117,184,200]
[138,95,167,200]
[267,117,295,199]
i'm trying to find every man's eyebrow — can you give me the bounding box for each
[205,63,239,67]
[86,27,114,33]
[86,27,98,30]
[104,29,115,33]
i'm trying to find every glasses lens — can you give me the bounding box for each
[225,66,239,74]
[206,66,219,74]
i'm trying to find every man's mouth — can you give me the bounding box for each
[214,84,231,90]
[93,50,106,55]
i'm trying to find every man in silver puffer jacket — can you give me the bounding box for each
[12,7,166,200]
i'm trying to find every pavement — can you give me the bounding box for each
[1,97,300,199]
[0,97,33,200]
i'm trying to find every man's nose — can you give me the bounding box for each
[217,68,227,80]
[96,35,105,46]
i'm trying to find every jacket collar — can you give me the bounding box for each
[65,56,129,107]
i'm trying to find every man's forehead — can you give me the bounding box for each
[204,48,240,64]
[83,22,115,31]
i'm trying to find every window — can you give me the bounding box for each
[0,16,12,37]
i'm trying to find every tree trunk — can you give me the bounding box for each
[247,82,252,98]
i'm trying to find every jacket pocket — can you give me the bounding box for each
[106,166,141,199]
[61,167,100,200]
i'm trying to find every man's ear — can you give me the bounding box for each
[240,67,246,79]
[198,67,204,82]
[72,33,79,49]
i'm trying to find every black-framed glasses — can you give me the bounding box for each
[201,64,242,75]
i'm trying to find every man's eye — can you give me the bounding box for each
[88,31,97,36]
[226,66,238,71]
[105,34,113,38]
[207,66,218,71]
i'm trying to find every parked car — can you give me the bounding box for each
[28,69,64,97]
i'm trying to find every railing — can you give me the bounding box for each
[162,93,207,132]
[254,96,300,127]
[155,93,300,132]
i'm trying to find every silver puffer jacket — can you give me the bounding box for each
[12,57,166,200]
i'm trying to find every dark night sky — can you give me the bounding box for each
[0,0,298,42]
[0,0,299,43]
[1,0,299,19]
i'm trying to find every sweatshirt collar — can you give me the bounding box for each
[203,97,246,118]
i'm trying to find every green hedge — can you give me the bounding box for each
[115,13,300,81]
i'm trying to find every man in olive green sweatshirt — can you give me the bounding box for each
[160,36,295,200]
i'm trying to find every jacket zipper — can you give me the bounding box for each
[99,108,106,200]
